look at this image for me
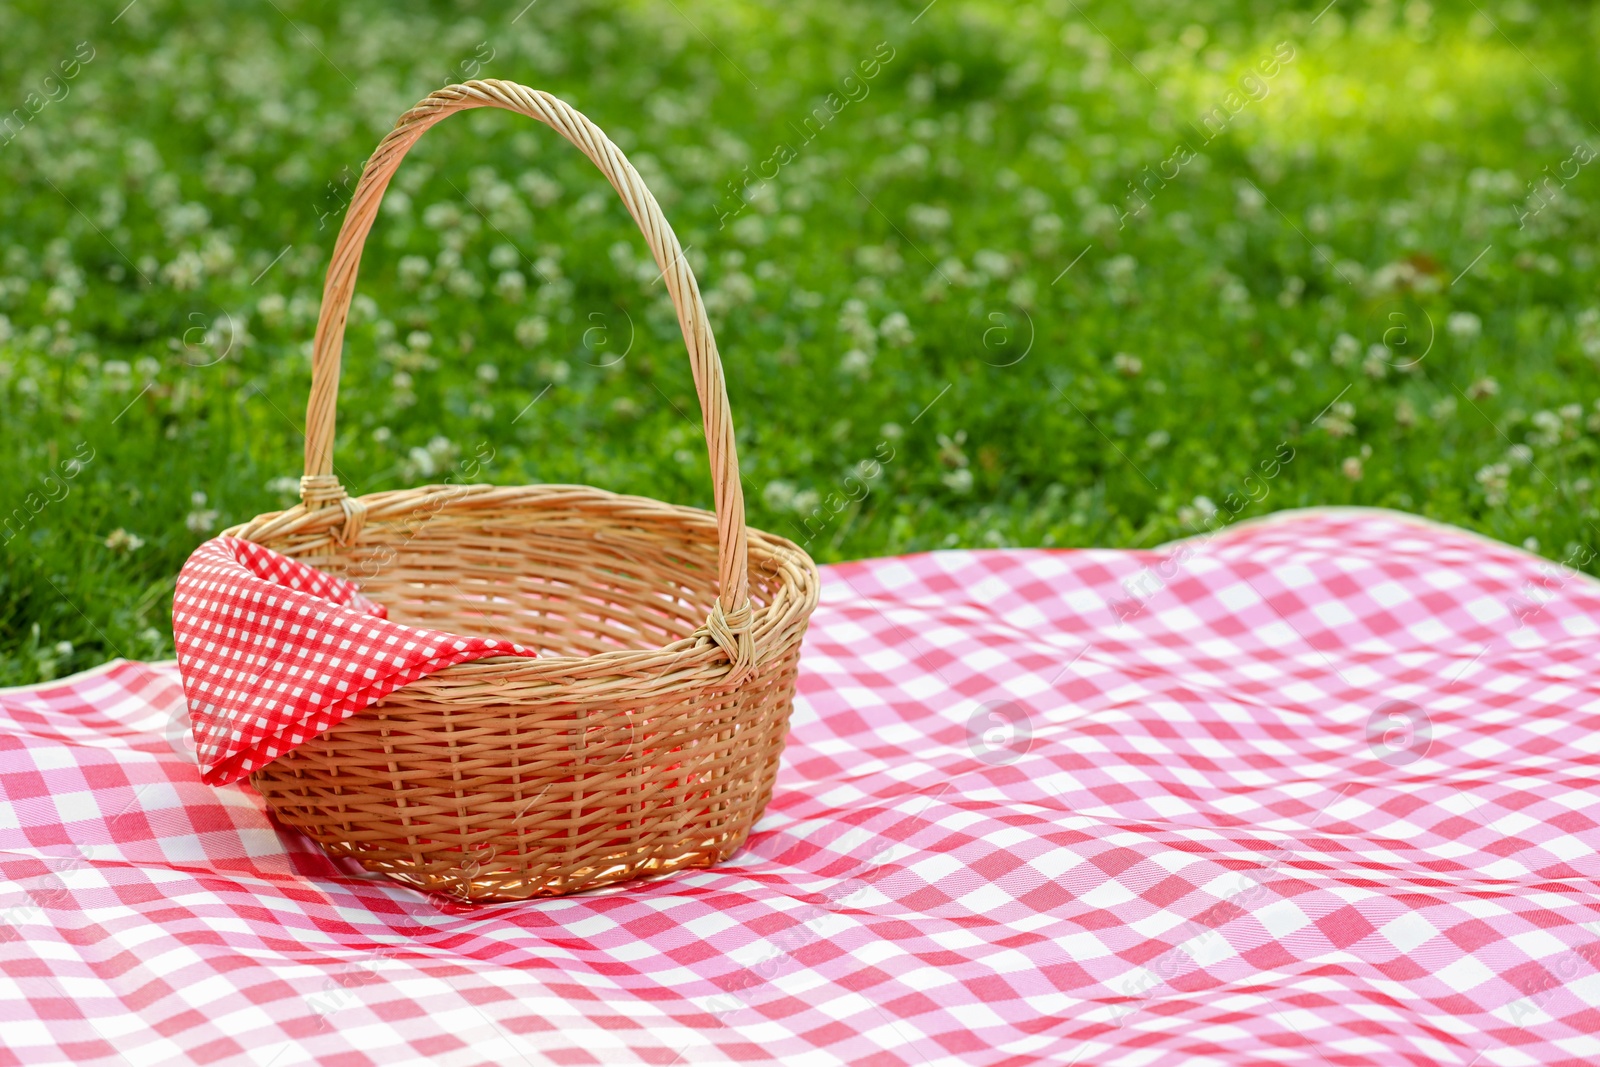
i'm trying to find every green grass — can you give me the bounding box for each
[1,0,1597,684]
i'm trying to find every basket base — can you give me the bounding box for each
[321,830,750,904]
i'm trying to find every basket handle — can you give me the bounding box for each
[300,80,753,674]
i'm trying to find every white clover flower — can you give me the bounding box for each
[185,504,220,535]
[422,202,463,230]
[200,234,235,274]
[404,446,437,479]
[1319,401,1356,438]
[892,143,931,176]
[475,363,499,384]
[533,253,563,280]
[938,257,976,288]
[937,431,969,470]
[762,480,797,512]
[836,299,877,350]
[1528,427,1560,448]
[496,270,526,301]
[162,202,210,237]
[1112,352,1143,377]
[972,250,1012,279]
[854,244,902,275]
[879,311,915,348]
[161,250,204,290]
[44,287,75,314]
[256,292,287,327]
[1476,462,1510,506]
[1103,255,1138,285]
[104,528,145,553]
[489,244,522,271]
[402,436,460,482]
[1531,410,1562,433]
[1576,309,1600,359]
[288,294,317,327]
[381,189,411,217]
[1447,311,1482,340]
[1031,212,1066,249]
[1368,261,1419,295]
[535,277,574,310]
[840,349,873,377]
[1330,333,1361,366]
[941,468,974,494]
[515,316,549,349]
[517,170,563,207]
[907,204,952,234]
[446,269,482,298]
[1007,277,1038,310]
[1080,206,1119,240]
[731,215,768,245]
[1342,456,1363,480]
[1278,276,1305,308]
[398,256,431,289]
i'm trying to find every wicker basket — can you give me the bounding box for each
[224,81,819,903]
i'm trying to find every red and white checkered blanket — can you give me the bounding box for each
[3,509,1599,1066]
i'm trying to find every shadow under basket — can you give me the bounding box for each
[236,484,818,903]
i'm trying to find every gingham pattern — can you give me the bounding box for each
[6,509,1600,1066]
[171,536,534,785]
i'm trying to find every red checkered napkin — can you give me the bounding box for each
[171,536,534,786]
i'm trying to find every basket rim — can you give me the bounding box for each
[222,481,819,687]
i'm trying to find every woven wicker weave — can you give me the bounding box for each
[224,81,819,903]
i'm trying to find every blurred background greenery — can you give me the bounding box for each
[0,0,1596,683]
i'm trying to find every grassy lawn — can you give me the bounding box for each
[0,0,1596,684]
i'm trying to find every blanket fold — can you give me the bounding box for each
[172,536,534,784]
